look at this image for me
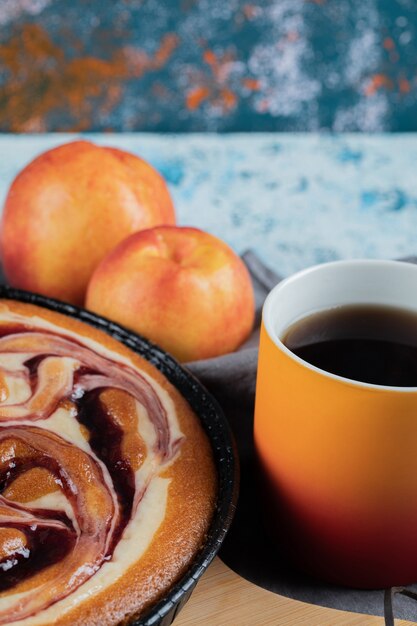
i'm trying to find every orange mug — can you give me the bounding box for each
[254,259,417,588]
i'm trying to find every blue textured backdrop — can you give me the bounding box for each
[1,133,417,274]
[0,0,416,132]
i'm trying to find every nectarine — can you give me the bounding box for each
[86,226,255,361]
[0,141,175,304]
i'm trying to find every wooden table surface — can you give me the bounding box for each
[176,558,414,626]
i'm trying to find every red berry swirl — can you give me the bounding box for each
[0,314,183,624]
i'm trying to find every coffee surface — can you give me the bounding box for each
[282,304,417,387]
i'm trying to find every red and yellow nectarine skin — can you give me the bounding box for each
[86,226,255,362]
[0,141,175,304]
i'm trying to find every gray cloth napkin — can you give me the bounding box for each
[187,251,417,625]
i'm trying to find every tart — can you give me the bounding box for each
[0,299,217,625]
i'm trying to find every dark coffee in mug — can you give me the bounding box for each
[282,304,417,387]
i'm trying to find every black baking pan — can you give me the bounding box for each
[0,286,239,626]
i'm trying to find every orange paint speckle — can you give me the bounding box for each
[242,78,261,91]
[286,31,300,42]
[258,99,271,113]
[153,33,179,68]
[243,4,259,20]
[0,25,178,132]
[364,73,393,97]
[186,86,210,110]
[383,37,395,51]
[184,47,239,114]
[399,77,411,94]
[101,84,123,115]
[203,50,217,66]
[220,89,237,110]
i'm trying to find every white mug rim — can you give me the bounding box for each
[262,258,417,393]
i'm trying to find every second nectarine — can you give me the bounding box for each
[86,226,255,361]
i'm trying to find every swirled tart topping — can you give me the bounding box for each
[0,304,184,625]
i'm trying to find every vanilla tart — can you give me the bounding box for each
[0,299,217,626]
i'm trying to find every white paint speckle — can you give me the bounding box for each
[0,0,51,26]
[1,134,417,279]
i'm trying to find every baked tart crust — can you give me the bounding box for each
[0,300,217,626]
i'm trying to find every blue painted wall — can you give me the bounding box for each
[0,0,416,132]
